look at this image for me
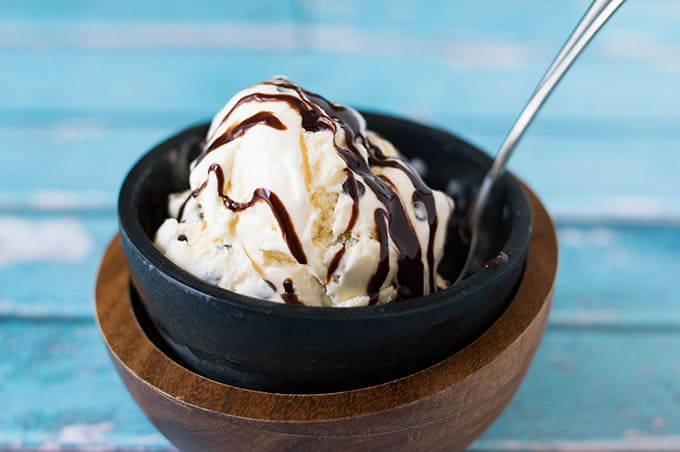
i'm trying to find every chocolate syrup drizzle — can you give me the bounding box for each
[341,168,365,232]
[266,78,437,301]
[281,278,303,305]
[371,159,438,293]
[325,245,345,284]
[263,279,276,291]
[367,209,390,305]
[180,78,442,303]
[196,111,286,164]
[187,163,307,265]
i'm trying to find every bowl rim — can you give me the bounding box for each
[118,111,532,321]
[99,181,555,422]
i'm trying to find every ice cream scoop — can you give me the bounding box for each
[154,78,454,307]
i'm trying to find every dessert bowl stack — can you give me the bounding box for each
[97,111,557,451]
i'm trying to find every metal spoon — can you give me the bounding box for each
[455,0,625,283]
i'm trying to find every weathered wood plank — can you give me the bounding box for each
[2,321,679,449]
[1,48,678,122]
[475,329,680,447]
[1,0,678,124]
[0,126,163,207]
[1,0,677,44]
[1,0,679,448]
[0,214,111,312]
[0,214,678,325]
[2,122,680,220]
[0,321,169,449]
[555,224,680,315]
[0,0,296,22]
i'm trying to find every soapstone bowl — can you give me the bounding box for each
[117,112,532,393]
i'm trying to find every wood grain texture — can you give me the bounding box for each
[3,123,680,220]
[3,0,680,448]
[6,323,680,449]
[95,186,556,451]
[3,1,680,223]
[2,214,678,320]
[1,0,678,126]
[3,218,677,447]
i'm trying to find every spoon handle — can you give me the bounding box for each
[456,0,624,283]
[539,0,615,90]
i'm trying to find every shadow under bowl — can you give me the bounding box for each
[117,112,532,394]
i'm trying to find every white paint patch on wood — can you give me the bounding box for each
[0,216,93,266]
[474,432,680,451]
[127,433,174,448]
[28,191,111,210]
[0,191,113,211]
[603,33,680,73]
[551,196,680,225]
[39,422,113,450]
[0,300,91,320]
[558,227,616,249]
[550,309,621,326]
[0,22,535,68]
[549,310,680,330]
[0,22,299,51]
[444,41,532,70]
[51,121,105,142]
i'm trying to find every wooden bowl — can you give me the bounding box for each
[96,184,557,452]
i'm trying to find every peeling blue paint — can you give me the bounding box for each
[1,0,680,449]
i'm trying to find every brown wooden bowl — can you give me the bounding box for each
[96,184,557,452]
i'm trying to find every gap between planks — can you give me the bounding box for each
[4,308,680,332]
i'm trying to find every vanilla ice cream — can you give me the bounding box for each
[154,78,454,307]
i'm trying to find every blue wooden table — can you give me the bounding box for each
[2,1,679,449]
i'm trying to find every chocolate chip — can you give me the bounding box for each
[177,234,188,242]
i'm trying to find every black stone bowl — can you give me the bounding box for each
[118,112,532,394]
